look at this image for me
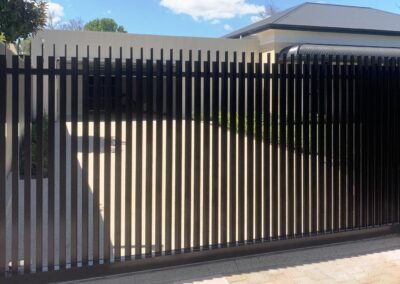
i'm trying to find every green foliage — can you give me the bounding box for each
[84,18,127,33]
[19,38,32,55]
[0,0,47,43]
[20,116,49,179]
[201,112,312,151]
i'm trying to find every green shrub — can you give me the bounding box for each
[19,115,49,179]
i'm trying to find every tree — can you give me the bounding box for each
[59,18,85,31]
[0,0,47,42]
[17,38,32,55]
[260,0,278,18]
[84,18,127,33]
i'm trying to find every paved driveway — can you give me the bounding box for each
[66,235,400,284]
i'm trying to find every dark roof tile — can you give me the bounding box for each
[224,3,400,38]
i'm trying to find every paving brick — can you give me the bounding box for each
[292,276,315,284]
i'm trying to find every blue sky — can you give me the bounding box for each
[48,0,400,38]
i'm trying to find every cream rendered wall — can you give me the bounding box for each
[254,30,276,62]
[31,29,400,65]
[29,30,260,119]
[31,30,259,61]
[29,28,400,121]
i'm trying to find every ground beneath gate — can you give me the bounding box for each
[65,234,400,284]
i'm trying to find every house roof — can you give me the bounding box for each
[224,2,400,38]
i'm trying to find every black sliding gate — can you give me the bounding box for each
[0,47,399,278]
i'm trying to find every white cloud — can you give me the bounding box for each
[160,0,264,22]
[106,10,112,14]
[46,2,64,27]
[223,24,233,31]
[250,15,264,23]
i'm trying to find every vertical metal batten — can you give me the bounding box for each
[271,62,279,239]
[369,59,376,227]
[347,57,355,229]
[125,55,133,259]
[333,58,340,231]
[389,57,393,224]
[81,56,89,265]
[237,57,245,243]
[211,54,219,246]
[279,56,287,238]
[135,58,143,258]
[165,55,173,253]
[47,49,56,269]
[360,58,368,228]
[144,57,153,256]
[246,54,254,242]
[390,58,395,224]
[0,55,6,274]
[368,57,374,227]
[115,56,123,259]
[11,55,19,273]
[394,61,400,223]
[310,56,318,234]
[229,54,237,244]
[202,53,210,248]
[92,55,101,263]
[23,56,32,273]
[383,59,389,224]
[155,58,163,254]
[302,56,310,235]
[36,54,45,271]
[381,59,388,225]
[294,56,302,235]
[394,58,398,223]
[376,57,381,226]
[183,53,192,250]
[287,58,295,237]
[263,58,271,240]
[385,59,391,225]
[254,57,262,241]
[59,55,67,268]
[365,58,372,227]
[340,60,348,230]
[318,59,326,233]
[395,58,400,224]
[388,59,395,224]
[103,56,112,262]
[174,51,183,252]
[70,55,78,267]
[375,58,382,226]
[326,57,333,232]
[220,54,228,245]
[193,52,201,249]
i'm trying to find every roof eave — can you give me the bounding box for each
[224,24,273,39]
[271,24,400,36]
